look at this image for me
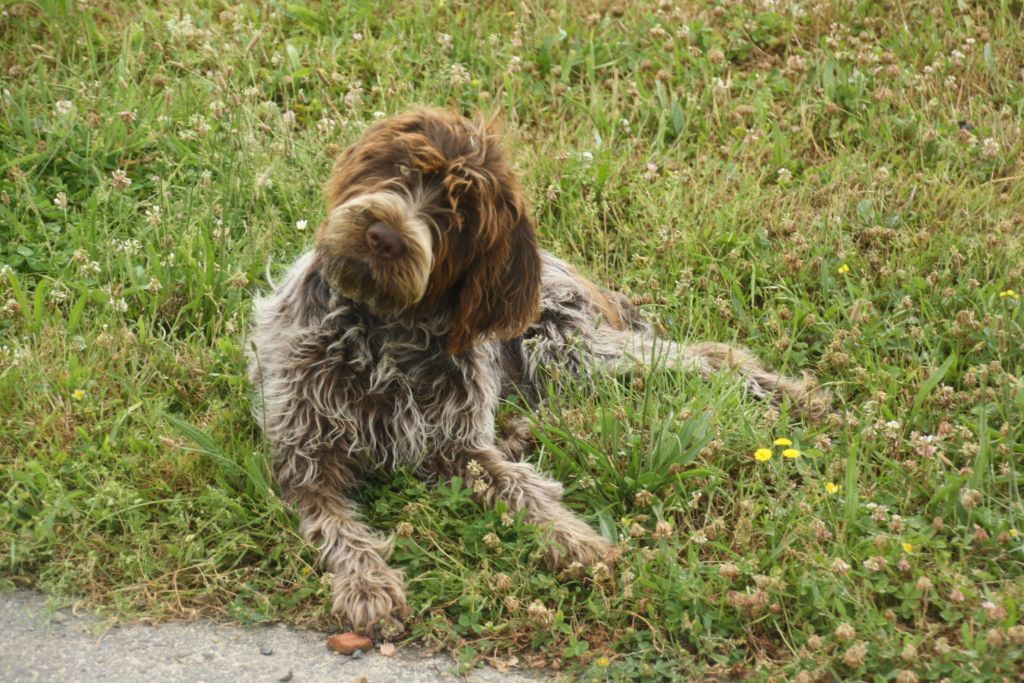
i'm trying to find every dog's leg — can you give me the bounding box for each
[589,327,831,420]
[289,485,409,636]
[496,416,535,461]
[462,447,613,568]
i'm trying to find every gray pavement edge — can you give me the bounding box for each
[0,590,550,683]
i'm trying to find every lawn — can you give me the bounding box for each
[1,0,1023,680]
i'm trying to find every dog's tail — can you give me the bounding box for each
[674,341,832,421]
[599,331,831,421]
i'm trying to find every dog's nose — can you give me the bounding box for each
[365,222,405,260]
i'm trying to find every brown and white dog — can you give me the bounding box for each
[247,108,828,636]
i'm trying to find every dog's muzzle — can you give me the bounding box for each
[316,191,435,314]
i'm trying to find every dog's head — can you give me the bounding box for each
[316,108,541,354]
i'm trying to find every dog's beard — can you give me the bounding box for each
[317,191,435,317]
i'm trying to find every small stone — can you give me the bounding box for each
[278,670,293,682]
[327,632,373,655]
[379,642,396,656]
[259,643,274,656]
[351,649,364,659]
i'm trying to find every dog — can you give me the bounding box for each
[247,108,828,637]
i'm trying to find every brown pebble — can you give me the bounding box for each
[327,632,373,655]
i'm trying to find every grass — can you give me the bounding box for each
[1,0,1023,679]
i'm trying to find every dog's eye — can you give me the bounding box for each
[396,163,412,177]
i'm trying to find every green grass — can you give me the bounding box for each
[2,0,1023,679]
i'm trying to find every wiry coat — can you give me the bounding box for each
[247,109,828,637]
[251,251,648,484]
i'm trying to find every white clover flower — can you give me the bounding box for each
[295,219,308,231]
[191,114,211,136]
[53,192,68,208]
[255,168,274,189]
[449,63,470,87]
[79,260,101,277]
[55,99,73,115]
[343,82,364,108]
[110,169,132,189]
[145,205,162,227]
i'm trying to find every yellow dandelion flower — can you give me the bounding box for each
[999,289,1019,299]
[1009,529,1019,538]
[837,263,850,274]
[596,656,610,668]
[754,448,773,462]
[773,437,792,447]
[782,448,801,459]
[825,482,840,495]
[902,542,913,553]
[72,389,86,400]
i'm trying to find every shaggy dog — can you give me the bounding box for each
[248,108,827,636]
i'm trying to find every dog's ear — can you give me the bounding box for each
[446,179,541,355]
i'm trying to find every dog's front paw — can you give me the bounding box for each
[331,567,409,638]
[498,416,537,461]
[544,518,615,570]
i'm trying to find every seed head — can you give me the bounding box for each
[895,670,919,683]
[719,562,740,580]
[842,642,867,668]
[834,623,856,641]
[985,628,1005,648]
[526,600,554,626]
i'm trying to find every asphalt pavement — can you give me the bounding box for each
[0,590,545,683]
